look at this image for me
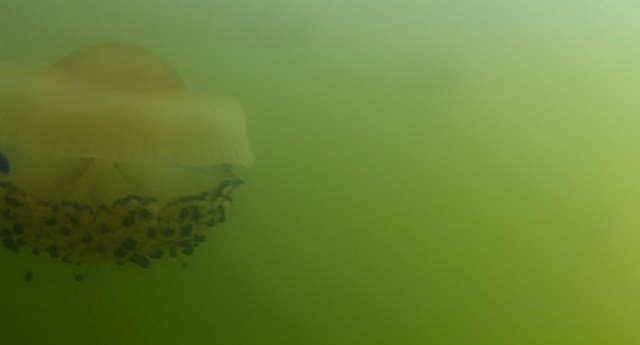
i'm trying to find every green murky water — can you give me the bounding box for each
[2,1,640,344]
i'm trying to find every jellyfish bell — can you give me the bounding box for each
[0,43,252,269]
[49,42,188,94]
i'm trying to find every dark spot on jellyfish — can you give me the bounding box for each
[130,253,150,268]
[24,272,33,282]
[63,256,73,264]
[217,207,226,223]
[215,180,233,195]
[179,195,196,202]
[32,248,40,256]
[163,227,175,237]
[12,223,24,235]
[61,200,79,208]
[206,219,216,227]
[181,262,188,269]
[121,212,135,227]
[122,238,137,250]
[46,245,59,259]
[117,195,132,206]
[59,226,72,236]
[180,225,193,237]
[113,247,128,258]
[179,208,189,219]
[190,207,202,222]
[75,274,84,282]
[46,217,57,226]
[139,196,155,205]
[16,238,26,247]
[0,181,15,190]
[150,249,164,259]
[81,235,92,244]
[99,224,110,233]
[146,227,157,238]
[2,237,19,252]
[5,196,22,207]
[193,234,206,243]
[118,197,133,207]
[0,152,10,174]
[182,244,194,256]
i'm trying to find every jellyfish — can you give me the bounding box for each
[0,43,252,269]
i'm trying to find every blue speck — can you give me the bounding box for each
[0,153,10,174]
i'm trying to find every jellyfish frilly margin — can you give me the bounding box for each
[0,44,253,272]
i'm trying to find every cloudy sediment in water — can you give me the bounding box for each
[2,1,640,344]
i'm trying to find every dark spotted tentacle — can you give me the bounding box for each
[0,176,243,269]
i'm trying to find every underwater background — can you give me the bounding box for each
[2,1,640,344]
